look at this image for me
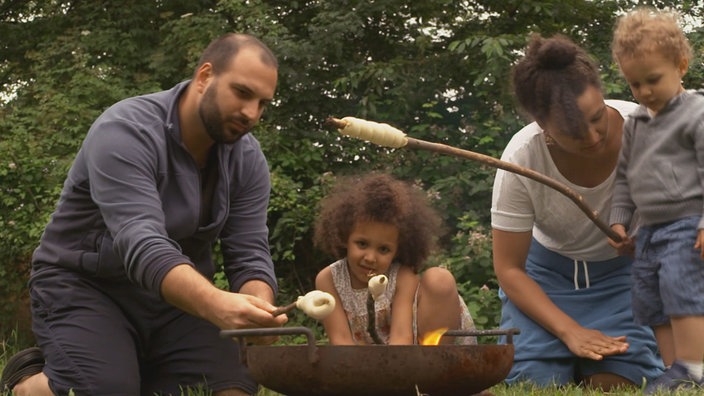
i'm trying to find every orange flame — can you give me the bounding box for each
[420,327,448,346]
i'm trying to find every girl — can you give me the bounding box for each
[313,173,476,345]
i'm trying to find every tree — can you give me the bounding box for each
[2,0,704,340]
[0,0,222,338]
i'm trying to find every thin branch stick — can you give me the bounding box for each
[366,292,384,344]
[324,117,622,242]
[271,302,297,317]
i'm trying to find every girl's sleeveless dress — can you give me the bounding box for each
[329,258,476,345]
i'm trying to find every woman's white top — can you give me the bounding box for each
[491,100,638,261]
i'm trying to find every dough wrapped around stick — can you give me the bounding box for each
[366,274,388,344]
[338,116,408,148]
[272,290,336,321]
[368,274,388,301]
[323,116,622,243]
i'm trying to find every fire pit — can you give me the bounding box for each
[221,326,518,396]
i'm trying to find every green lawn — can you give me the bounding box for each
[3,339,702,396]
[257,382,704,396]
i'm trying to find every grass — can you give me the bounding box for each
[3,334,703,396]
[257,382,704,395]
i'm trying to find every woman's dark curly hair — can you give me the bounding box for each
[512,33,602,138]
[313,173,443,273]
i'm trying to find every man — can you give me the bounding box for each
[1,33,287,396]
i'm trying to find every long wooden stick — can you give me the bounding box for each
[324,117,622,242]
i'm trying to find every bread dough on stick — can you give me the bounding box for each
[339,117,408,148]
[368,274,388,301]
[295,290,336,320]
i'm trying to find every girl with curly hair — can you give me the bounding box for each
[313,173,475,345]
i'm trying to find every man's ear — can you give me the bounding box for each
[194,62,214,92]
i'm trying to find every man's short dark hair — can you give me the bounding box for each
[197,33,278,75]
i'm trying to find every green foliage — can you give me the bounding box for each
[430,214,502,333]
[3,0,704,346]
[0,1,213,339]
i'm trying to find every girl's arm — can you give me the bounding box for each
[388,266,420,345]
[493,229,628,360]
[315,266,355,345]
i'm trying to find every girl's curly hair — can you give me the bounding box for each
[313,173,443,273]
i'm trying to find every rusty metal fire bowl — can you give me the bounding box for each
[220,326,518,396]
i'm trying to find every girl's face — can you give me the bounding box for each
[345,220,399,289]
[618,52,687,114]
[541,85,613,158]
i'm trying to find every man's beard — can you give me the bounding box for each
[199,83,249,144]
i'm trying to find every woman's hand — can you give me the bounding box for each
[493,229,629,361]
[561,325,629,360]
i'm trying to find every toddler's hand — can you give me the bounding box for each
[694,229,704,259]
[608,224,634,257]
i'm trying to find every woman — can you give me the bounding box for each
[491,33,663,390]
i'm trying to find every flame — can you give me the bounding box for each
[420,327,448,346]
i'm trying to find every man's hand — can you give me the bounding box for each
[239,279,276,304]
[161,265,287,339]
[210,289,287,330]
[236,279,285,345]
